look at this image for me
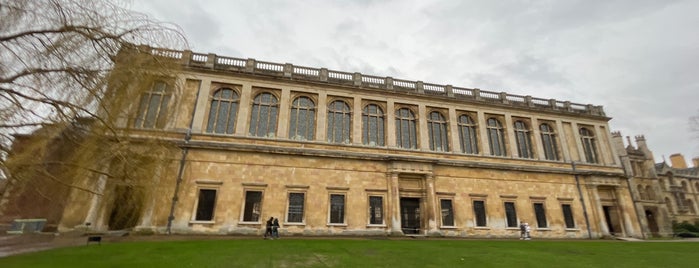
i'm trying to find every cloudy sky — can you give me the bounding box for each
[132,0,698,164]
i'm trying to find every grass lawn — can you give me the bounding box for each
[1,238,698,267]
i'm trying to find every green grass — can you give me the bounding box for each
[1,238,698,267]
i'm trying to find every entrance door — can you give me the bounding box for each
[645,209,659,236]
[400,198,421,234]
[602,206,622,236]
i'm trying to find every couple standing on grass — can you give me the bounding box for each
[520,221,531,240]
[264,217,280,239]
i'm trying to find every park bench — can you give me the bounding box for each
[6,219,46,234]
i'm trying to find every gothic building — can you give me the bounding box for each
[612,134,699,237]
[1,46,645,238]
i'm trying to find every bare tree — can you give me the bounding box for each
[0,0,187,230]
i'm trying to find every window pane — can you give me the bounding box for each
[562,204,575,228]
[473,200,487,227]
[369,196,383,224]
[243,191,262,222]
[288,193,305,223]
[504,202,517,227]
[534,203,547,228]
[330,194,345,224]
[440,199,454,226]
[195,189,217,221]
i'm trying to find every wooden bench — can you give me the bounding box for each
[86,235,103,245]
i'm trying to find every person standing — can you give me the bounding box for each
[519,221,526,240]
[264,217,274,239]
[272,218,280,239]
[524,222,531,240]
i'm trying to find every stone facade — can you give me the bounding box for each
[1,46,646,239]
[612,134,699,237]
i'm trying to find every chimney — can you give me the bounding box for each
[669,153,688,169]
[610,131,626,156]
[634,135,654,160]
[693,157,699,168]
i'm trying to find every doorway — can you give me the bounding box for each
[400,197,421,234]
[602,205,622,236]
[645,209,659,236]
[107,185,143,230]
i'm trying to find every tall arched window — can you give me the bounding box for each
[249,92,279,137]
[514,120,533,158]
[327,100,351,144]
[579,127,598,163]
[395,108,417,149]
[487,118,506,156]
[135,81,170,129]
[539,123,559,161]
[206,88,239,134]
[288,96,316,141]
[362,104,385,146]
[645,185,655,200]
[427,111,449,152]
[458,115,478,154]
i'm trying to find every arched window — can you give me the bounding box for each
[362,104,385,146]
[288,96,316,141]
[659,179,666,191]
[645,185,655,200]
[135,81,171,129]
[665,197,674,214]
[395,108,417,149]
[427,111,449,152]
[579,127,598,164]
[687,199,696,214]
[249,92,279,137]
[327,100,351,144]
[487,118,506,156]
[637,185,646,200]
[539,123,559,161]
[681,181,689,192]
[514,121,533,158]
[457,115,478,154]
[206,88,239,134]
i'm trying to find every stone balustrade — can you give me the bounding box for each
[141,46,606,117]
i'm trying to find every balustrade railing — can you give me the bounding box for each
[142,46,606,117]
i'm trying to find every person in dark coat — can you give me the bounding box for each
[272,218,280,239]
[264,217,273,239]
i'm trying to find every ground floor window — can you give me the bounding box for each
[287,192,305,223]
[369,196,384,225]
[330,194,346,224]
[195,189,217,221]
[242,191,262,222]
[561,204,575,228]
[440,199,454,227]
[473,200,487,227]
[504,201,518,227]
[533,203,547,228]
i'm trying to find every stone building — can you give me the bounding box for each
[612,134,699,237]
[1,46,644,238]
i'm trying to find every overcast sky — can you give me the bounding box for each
[132,0,699,165]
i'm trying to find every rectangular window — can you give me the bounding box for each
[562,204,575,228]
[330,194,346,224]
[242,191,262,222]
[195,189,217,221]
[287,193,305,223]
[473,200,487,227]
[369,196,383,225]
[504,202,517,228]
[440,199,454,227]
[533,203,548,228]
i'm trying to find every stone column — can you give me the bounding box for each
[352,96,362,144]
[84,174,108,230]
[425,174,439,235]
[504,113,516,158]
[555,120,572,161]
[190,78,212,133]
[448,108,460,153]
[594,125,613,165]
[387,172,402,235]
[315,92,328,142]
[615,186,640,238]
[477,111,490,155]
[277,88,291,138]
[590,186,609,235]
[386,100,396,147]
[235,84,253,136]
[418,104,430,151]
